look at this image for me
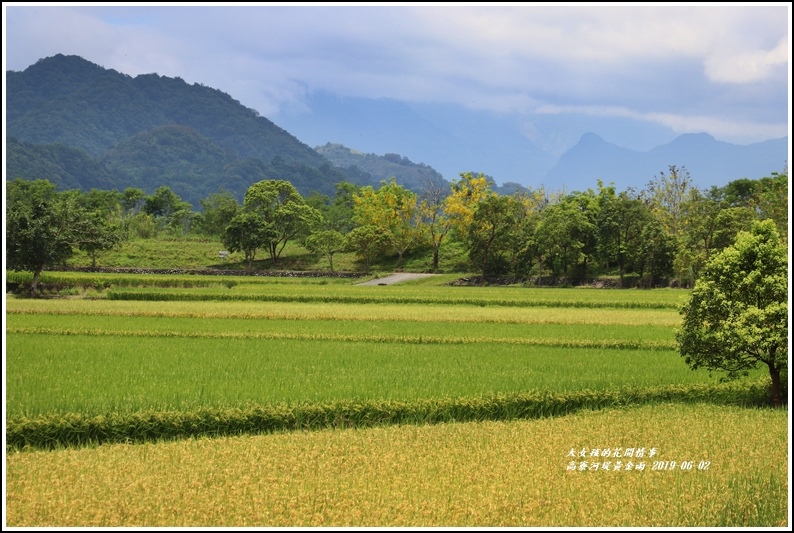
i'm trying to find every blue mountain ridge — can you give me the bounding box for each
[274,91,788,192]
[546,132,788,193]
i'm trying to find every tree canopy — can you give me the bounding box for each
[243,180,322,264]
[6,179,83,293]
[676,219,788,406]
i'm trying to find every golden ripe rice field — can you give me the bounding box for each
[6,404,788,527]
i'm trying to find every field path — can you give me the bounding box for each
[357,273,439,285]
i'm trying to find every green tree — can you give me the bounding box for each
[196,189,239,238]
[678,187,723,281]
[721,177,758,207]
[596,183,651,287]
[417,182,453,272]
[636,216,677,288]
[143,186,190,219]
[79,188,123,214]
[305,230,346,272]
[126,212,158,239]
[70,188,125,267]
[645,164,693,238]
[509,187,549,281]
[535,191,598,281]
[344,225,395,273]
[466,194,523,279]
[326,181,361,233]
[754,170,788,241]
[74,208,124,268]
[166,206,198,236]
[711,207,757,251]
[222,212,276,271]
[6,179,82,294]
[645,165,695,286]
[243,180,322,264]
[121,187,146,214]
[676,220,788,407]
[141,186,194,235]
[679,188,757,285]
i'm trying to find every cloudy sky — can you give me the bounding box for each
[3,3,791,149]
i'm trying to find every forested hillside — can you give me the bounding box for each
[7,54,327,165]
[316,143,449,192]
[5,54,396,205]
[6,137,126,192]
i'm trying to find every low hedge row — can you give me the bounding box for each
[7,378,771,451]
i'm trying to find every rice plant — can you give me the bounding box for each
[6,404,787,526]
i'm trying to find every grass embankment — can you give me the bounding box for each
[6,403,788,527]
[67,237,319,271]
[65,236,472,274]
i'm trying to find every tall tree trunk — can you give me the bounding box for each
[30,267,43,297]
[768,361,782,408]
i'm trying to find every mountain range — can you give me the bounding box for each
[5,54,788,207]
[273,91,788,192]
[546,132,788,193]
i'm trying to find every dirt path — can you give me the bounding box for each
[357,273,439,285]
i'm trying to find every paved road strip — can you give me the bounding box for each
[357,273,439,285]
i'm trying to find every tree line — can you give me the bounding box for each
[6,165,788,293]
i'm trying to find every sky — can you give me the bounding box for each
[2,3,791,151]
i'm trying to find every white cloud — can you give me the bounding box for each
[704,35,789,84]
[4,6,188,78]
[535,103,789,143]
[4,4,789,145]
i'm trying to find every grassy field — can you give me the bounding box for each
[4,273,788,526]
[64,235,471,274]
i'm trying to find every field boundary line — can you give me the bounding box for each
[104,289,681,309]
[5,307,679,326]
[7,326,677,350]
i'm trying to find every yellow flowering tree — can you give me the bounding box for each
[353,178,419,268]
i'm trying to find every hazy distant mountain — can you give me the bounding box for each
[315,143,449,193]
[647,133,788,186]
[544,132,788,193]
[274,92,558,185]
[544,133,650,192]
[273,91,787,192]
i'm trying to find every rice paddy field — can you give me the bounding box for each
[4,273,790,527]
